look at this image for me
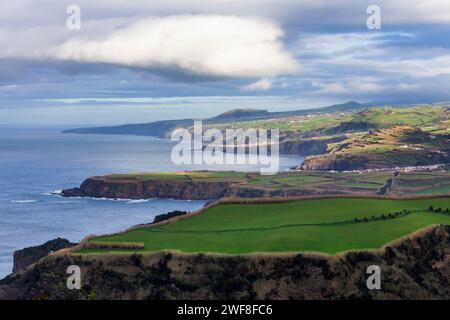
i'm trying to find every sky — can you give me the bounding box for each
[0,0,450,125]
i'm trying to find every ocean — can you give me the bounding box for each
[0,126,304,278]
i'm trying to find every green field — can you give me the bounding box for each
[353,106,447,127]
[80,197,450,255]
[106,171,247,181]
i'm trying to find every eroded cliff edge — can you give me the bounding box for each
[1,226,450,300]
[61,177,235,200]
[12,238,76,274]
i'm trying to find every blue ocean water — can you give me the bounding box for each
[0,126,303,278]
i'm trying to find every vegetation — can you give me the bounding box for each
[204,105,449,136]
[106,171,248,181]
[66,104,450,171]
[100,169,450,196]
[79,197,450,255]
[391,171,450,195]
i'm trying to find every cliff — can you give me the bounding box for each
[61,177,234,200]
[1,226,450,300]
[12,238,76,274]
[300,126,450,171]
[61,173,365,201]
[279,136,346,156]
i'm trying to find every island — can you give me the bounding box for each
[2,102,450,300]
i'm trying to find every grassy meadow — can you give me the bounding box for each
[79,197,450,255]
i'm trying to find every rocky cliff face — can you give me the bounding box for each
[12,238,75,274]
[62,177,234,200]
[1,226,450,300]
[279,136,346,156]
[300,154,372,171]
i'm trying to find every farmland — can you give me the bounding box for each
[92,169,450,197]
[79,197,450,255]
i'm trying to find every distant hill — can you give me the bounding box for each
[63,119,193,138]
[212,108,270,120]
[301,125,450,171]
[63,101,365,137]
[277,101,364,117]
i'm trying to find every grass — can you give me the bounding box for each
[107,172,190,181]
[336,181,382,190]
[353,106,447,127]
[199,105,448,137]
[106,171,247,181]
[391,172,450,195]
[247,174,332,187]
[416,185,450,194]
[79,197,450,255]
[203,113,352,134]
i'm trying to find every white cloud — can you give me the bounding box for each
[2,0,450,103]
[42,15,299,79]
[242,78,274,91]
[312,78,383,95]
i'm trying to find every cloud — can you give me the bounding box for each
[34,15,298,79]
[242,78,274,91]
[311,78,382,95]
[2,1,450,105]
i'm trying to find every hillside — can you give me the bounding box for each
[12,238,75,274]
[61,170,450,200]
[63,101,365,137]
[301,126,450,171]
[64,104,450,171]
[2,221,450,300]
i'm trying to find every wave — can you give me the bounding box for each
[126,199,150,204]
[10,200,39,203]
[42,189,63,196]
[89,197,154,203]
[90,197,135,202]
[47,201,73,204]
